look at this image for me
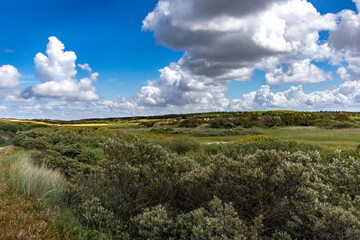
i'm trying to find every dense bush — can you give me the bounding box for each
[73,137,197,235]
[210,118,234,129]
[11,127,360,239]
[132,198,262,240]
[316,119,358,129]
[14,128,115,166]
[159,138,201,154]
[0,121,26,133]
[179,117,203,128]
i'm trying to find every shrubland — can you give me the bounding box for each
[8,127,360,239]
[146,111,360,129]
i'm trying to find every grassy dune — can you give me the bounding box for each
[0,149,97,239]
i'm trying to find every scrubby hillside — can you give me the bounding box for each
[7,127,359,239]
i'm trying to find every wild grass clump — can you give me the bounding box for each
[1,152,67,205]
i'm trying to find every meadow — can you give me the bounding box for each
[0,111,359,239]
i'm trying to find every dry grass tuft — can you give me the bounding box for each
[2,152,67,205]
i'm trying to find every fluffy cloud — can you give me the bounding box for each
[127,0,359,113]
[229,80,360,111]
[328,1,360,81]
[78,63,92,72]
[355,0,360,11]
[137,0,339,109]
[132,63,229,110]
[143,0,336,82]
[29,72,99,101]
[34,37,77,82]
[0,65,21,89]
[24,37,99,101]
[265,59,332,86]
[4,79,360,120]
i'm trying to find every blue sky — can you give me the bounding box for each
[0,0,359,119]
[0,0,183,98]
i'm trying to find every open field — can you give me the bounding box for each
[265,127,360,149]
[2,111,360,150]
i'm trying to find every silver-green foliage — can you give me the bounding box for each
[75,136,360,239]
[16,128,358,239]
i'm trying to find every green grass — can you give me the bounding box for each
[4,117,360,149]
[123,126,360,149]
[264,127,360,149]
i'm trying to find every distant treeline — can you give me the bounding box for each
[140,111,360,129]
[29,111,360,129]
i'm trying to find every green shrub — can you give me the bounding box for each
[18,137,50,150]
[210,118,235,129]
[316,119,358,129]
[132,198,263,240]
[10,126,360,239]
[149,128,175,134]
[179,150,360,238]
[160,138,200,154]
[132,204,175,239]
[74,137,198,235]
[0,122,24,133]
[179,117,203,128]
[80,197,122,231]
[175,197,261,240]
[77,146,105,165]
[30,149,93,178]
[190,128,263,137]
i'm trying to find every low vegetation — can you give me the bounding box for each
[0,112,359,239]
[34,110,360,129]
[0,148,102,239]
[2,152,67,204]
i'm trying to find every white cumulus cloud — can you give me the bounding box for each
[24,37,99,101]
[136,0,339,109]
[132,63,229,109]
[230,80,360,111]
[0,65,21,89]
[328,2,360,81]
[143,0,336,82]
[265,59,332,86]
[78,63,92,72]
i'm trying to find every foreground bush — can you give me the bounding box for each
[12,128,360,239]
[73,137,198,235]
[74,140,360,239]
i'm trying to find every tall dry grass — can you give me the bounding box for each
[0,151,67,205]
[0,151,104,239]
